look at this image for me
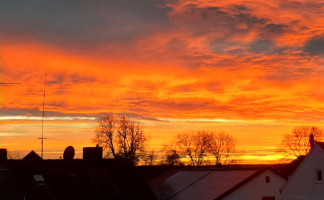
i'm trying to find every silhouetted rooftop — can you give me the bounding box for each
[22,151,42,160]
[0,159,156,200]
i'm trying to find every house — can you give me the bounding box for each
[216,169,286,200]
[149,168,286,200]
[280,141,324,200]
[149,134,324,200]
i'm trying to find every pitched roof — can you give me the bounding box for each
[277,156,305,179]
[278,141,324,179]
[22,150,42,160]
[279,141,324,194]
[317,142,324,150]
[214,171,262,200]
[215,169,286,200]
[151,170,258,200]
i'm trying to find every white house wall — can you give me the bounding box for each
[223,170,285,200]
[281,144,324,200]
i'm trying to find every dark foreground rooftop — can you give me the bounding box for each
[0,159,157,200]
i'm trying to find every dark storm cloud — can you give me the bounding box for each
[178,4,295,57]
[175,4,280,57]
[212,39,283,55]
[279,1,324,12]
[259,23,288,38]
[230,4,251,12]
[249,39,279,54]
[174,4,266,37]
[0,0,170,46]
[304,35,324,56]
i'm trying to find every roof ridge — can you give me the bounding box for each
[166,171,213,200]
[214,170,264,200]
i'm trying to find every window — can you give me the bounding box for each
[33,174,45,182]
[265,176,270,183]
[262,197,275,200]
[33,174,46,186]
[316,169,322,184]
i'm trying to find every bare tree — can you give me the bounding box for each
[280,126,323,157]
[116,116,147,163]
[8,151,21,160]
[141,150,157,166]
[162,143,182,166]
[166,151,181,166]
[176,131,213,166]
[93,115,148,165]
[210,132,236,165]
[166,130,237,166]
[93,115,117,158]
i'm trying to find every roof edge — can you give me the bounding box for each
[214,170,264,200]
[214,169,285,200]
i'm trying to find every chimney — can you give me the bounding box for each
[83,146,103,161]
[310,133,315,148]
[0,149,7,162]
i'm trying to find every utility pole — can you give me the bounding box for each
[38,69,47,159]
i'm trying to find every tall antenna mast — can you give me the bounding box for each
[39,69,48,159]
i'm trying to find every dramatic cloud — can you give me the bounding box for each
[304,35,324,56]
[2,0,324,162]
[0,0,169,47]
[259,23,288,38]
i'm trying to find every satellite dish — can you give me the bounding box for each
[63,146,75,161]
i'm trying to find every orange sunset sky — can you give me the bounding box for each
[2,0,324,163]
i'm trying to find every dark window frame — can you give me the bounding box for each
[262,196,275,200]
[315,169,322,184]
